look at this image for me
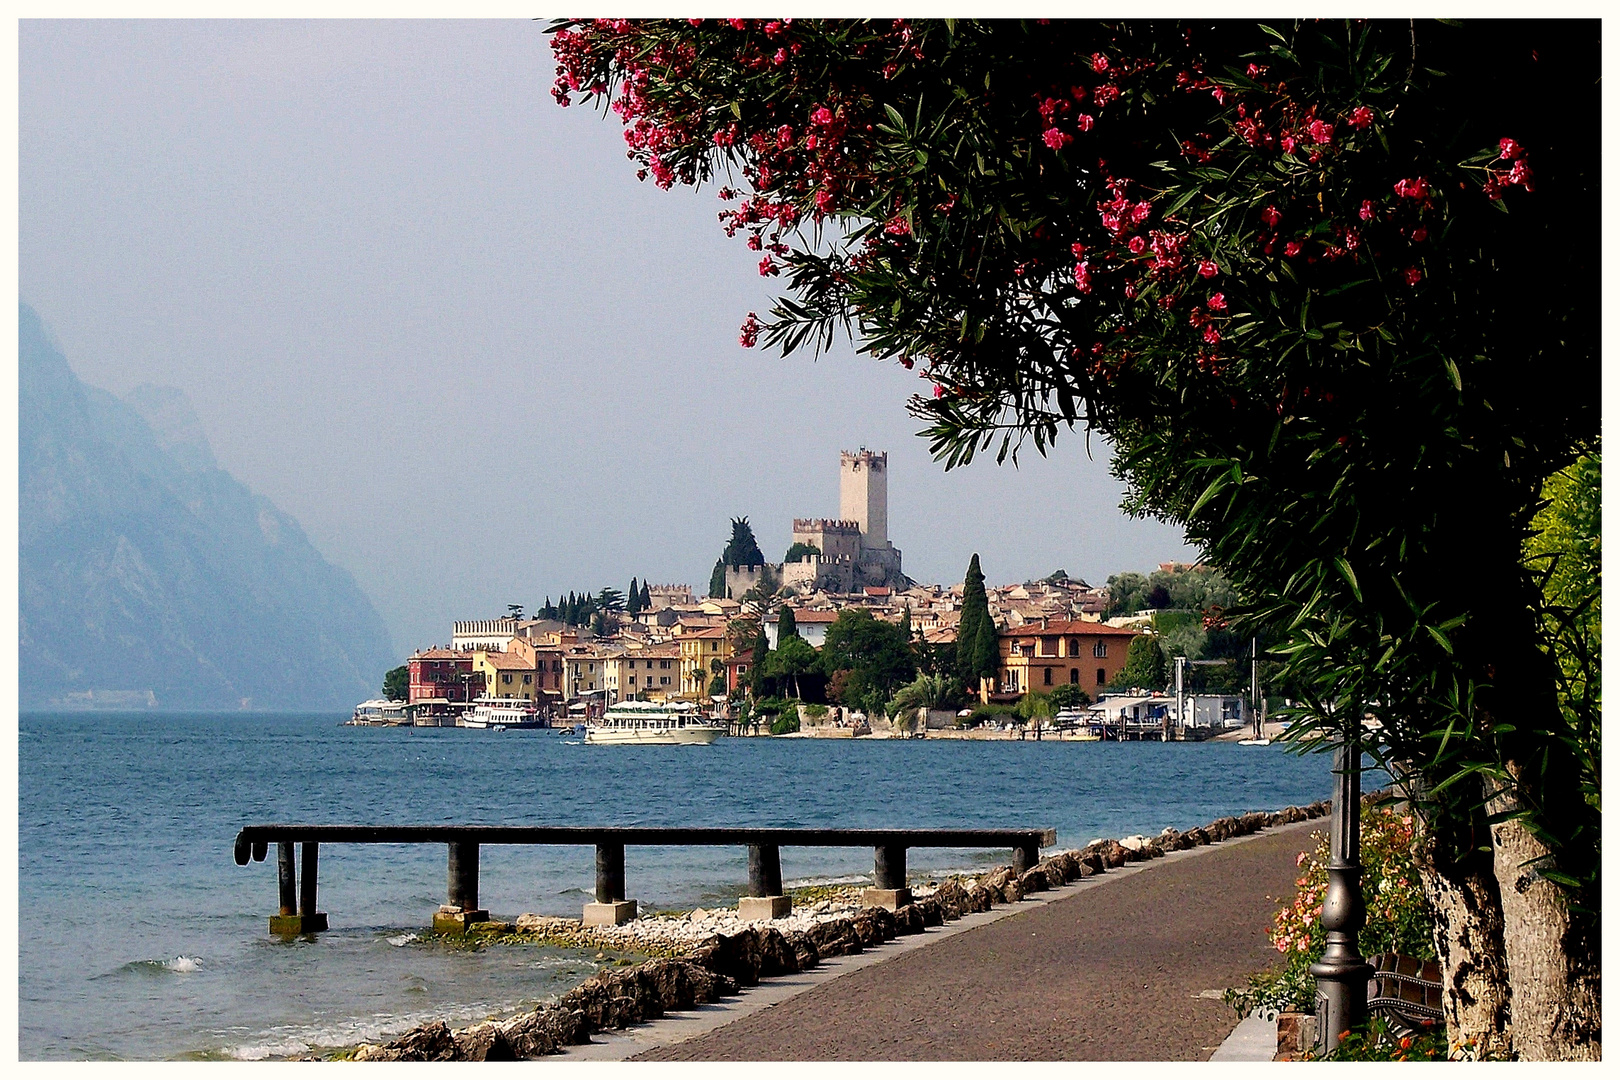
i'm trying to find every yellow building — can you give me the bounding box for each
[603,643,682,703]
[471,639,540,703]
[678,626,734,699]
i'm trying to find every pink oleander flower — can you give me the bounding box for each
[1128,236,1146,254]
[1307,119,1334,145]
[1262,205,1282,228]
[1074,261,1092,293]
[1043,128,1072,149]
[1411,227,1427,243]
[1394,177,1430,199]
[932,383,945,398]
[1284,240,1302,258]
[1349,106,1374,129]
[1091,52,1110,72]
[812,106,834,126]
[1404,265,1422,285]
[1499,137,1525,160]
[1202,326,1220,345]
[738,313,760,347]
[1360,199,1376,221]
[1207,292,1227,311]
[1077,113,1095,131]
[1198,260,1219,278]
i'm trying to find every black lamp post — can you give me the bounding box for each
[1309,707,1373,1054]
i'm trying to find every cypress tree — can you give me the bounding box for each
[777,603,798,641]
[748,619,771,697]
[709,558,728,598]
[627,577,641,614]
[970,608,1001,691]
[957,554,990,686]
[640,582,652,610]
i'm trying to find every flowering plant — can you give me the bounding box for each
[1226,805,1434,1019]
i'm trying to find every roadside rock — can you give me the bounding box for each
[892,904,925,935]
[998,875,1025,903]
[783,930,821,969]
[453,1022,518,1061]
[756,927,801,978]
[1281,805,1307,823]
[1017,867,1048,893]
[914,898,944,927]
[1183,826,1210,846]
[356,1021,459,1062]
[965,883,995,911]
[497,1005,586,1057]
[932,879,968,918]
[805,917,862,958]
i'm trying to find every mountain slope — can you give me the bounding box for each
[19,303,395,710]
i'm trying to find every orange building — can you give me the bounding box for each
[990,619,1141,701]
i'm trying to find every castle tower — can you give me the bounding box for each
[840,449,887,545]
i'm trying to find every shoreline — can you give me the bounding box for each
[336,799,1334,1062]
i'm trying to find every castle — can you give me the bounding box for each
[725,449,908,599]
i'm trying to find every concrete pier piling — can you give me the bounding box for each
[739,842,790,921]
[584,842,637,926]
[269,841,328,935]
[862,844,912,910]
[434,840,489,932]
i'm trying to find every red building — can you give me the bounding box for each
[408,648,483,708]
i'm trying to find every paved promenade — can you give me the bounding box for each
[635,820,1315,1061]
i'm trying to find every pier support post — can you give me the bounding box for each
[584,842,637,926]
[272,841,327,934]
[1012,840,1040,875]
[739,842,790,921]
[1310,726,1373,1054]
[434,841,489,932]
[862,844,912,911]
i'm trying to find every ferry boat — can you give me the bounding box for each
[349,699,413,726]
[459,697,548,729]
[586,700,724,745]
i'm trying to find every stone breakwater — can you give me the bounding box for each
[350,800,1332,1061]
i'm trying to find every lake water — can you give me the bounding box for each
[20,712,1344,1060]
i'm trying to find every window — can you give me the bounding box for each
[1068,637,1080,657]
[1040,637,1057,656]
[523,674,531,685]
[660,676,670,685]
[502,673,512,684]
[1096,667,1107,685]
[1093,641,1108,658]
[1044,667,1053,686]
[660,660,671,669]
[629,676,637,685]
[1070,668,1079,684]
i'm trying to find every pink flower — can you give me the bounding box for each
[884,215,912,236]
[1394,177,1429,199]
[738,313,760,348]
[1074,261,1092,293]
[1404,265,1422,285]
[1359,199,1376,221]
[776,124,794,148]
[1246,62,1266,77]
[1070,242,1087,258]
[728,18,747,30]
[1411,227,1427,243]
[1202,326,1221,345]
[1262,205,1282,228]
[1508,160,1534,188]
[1207,292,1227,311]
[811,106,834,126]
[1076,113,1095,132]
[758,256,778,276]
[1307,119,1334,145]
[1129,202,1152,224]
[1280,133,1297,154]
[1123,280,1138,299]
[1284,240,1302,258]
[1091,52,1110,72]
[814,189,835,212]
[932,383,945,398]
[1043,128,1072,149]
[1128,236,1146,254]
[1198,260,1219,278]
[1499,137,1525,160]
[746,234,762,251]
[1349,106,1374,129]
[773,48,788,66]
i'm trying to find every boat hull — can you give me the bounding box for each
[585,726,723,745]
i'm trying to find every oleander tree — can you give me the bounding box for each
[549,18,1598,1057]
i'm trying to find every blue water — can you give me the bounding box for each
[20,712,1342,1060]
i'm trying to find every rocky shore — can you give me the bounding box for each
[346,801,1331,1061]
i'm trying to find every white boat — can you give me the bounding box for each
[1238,737,1272,746]
[586,701,724,745]
[350,699,412,725]
[460,697,547,729]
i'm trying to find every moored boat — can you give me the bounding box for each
[459,697,548,729]
[586,701,724,745]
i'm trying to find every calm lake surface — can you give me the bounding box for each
[20,711,1345,1060]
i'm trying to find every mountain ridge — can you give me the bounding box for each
[19,302,396,711]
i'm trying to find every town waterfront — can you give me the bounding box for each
[21,711,1347,1060]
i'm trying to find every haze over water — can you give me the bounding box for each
[20,712,1343,1060]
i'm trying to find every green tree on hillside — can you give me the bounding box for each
[627,577,641,615]
[1111,635,1170,692]
[784,541,820,562]
[956,554,994,691]
[1050,683,1090,711]
[721,517,765,567]
[708,558,727,599]
[765,634,817,699]
[777,603,798,641]
[821,608,916,709]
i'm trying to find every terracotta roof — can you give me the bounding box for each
[792,609,840,623]
[863,587,892,597]
[725,649,755,666]
[685,627,728,639]
[409,648,472,660]
[1001,619,1140,637]
[479,650,535,670]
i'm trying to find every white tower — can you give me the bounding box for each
[839,449,888,546]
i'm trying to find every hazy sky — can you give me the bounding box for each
[20,19,1195,656]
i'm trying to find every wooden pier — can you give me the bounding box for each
[232,824,1056,935]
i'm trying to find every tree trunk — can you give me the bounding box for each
[1484,769,1602,1061]
[1405,773,1514,1059]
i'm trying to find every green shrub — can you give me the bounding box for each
[769,713,800,735]
[967,703,1014,727]
[1226,805,1434,1020]
[752,696,793,716]
[803,703,828,720]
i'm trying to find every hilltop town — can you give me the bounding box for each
[386,449,1258,738]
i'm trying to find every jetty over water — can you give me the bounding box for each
[232,824,1057,935]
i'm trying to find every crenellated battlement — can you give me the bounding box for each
[793,518,862,533]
